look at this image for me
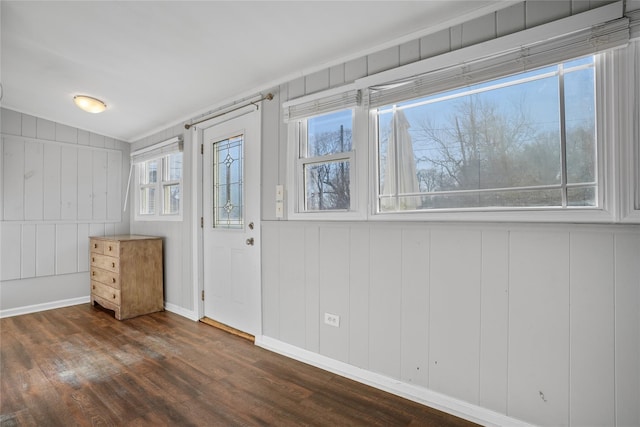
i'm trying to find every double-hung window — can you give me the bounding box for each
[132,136,183,220]
[284,86,362,217]
[299,109,353,211]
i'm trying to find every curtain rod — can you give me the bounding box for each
[184,93,274,130]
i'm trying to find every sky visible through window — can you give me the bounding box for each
[377,55,597,210]
[381,56,594,143]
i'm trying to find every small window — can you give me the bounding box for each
[375,57,598,212]
[136,151,183,220]
[162,153,182,215]
[297,109,354,212]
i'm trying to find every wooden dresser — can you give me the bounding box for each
[89,235,163,320]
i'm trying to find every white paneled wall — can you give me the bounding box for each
[1,135,123,280]
[0,108,129,312]
[262,221,640,427]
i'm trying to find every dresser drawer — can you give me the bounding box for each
[90,268,120,289]
[103,241,120,257]
[91,281,121,305]
[91,253,120,273]
[90,239,104,254]
[91,239,120,256]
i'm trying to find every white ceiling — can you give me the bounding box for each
[1,1,506,142]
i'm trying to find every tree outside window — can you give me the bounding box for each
[377,57,596,212]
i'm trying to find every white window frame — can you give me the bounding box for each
[285,85,367,220]
[295,111,355,213]
[619,37,640,223]
[369,56,607,222]
[132,137,184,222]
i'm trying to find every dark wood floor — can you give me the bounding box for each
[1,304,478,426]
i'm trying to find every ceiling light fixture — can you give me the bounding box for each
[73,95,107,113]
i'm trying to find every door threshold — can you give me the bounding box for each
[200,317,255,343]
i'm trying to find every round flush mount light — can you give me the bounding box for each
[73,95,107,113]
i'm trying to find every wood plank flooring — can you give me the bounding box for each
[1,304,479,426]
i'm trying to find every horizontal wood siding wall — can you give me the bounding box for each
[0,108,130,308]
[262,221,640,427]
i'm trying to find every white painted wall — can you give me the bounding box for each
[0,108,130,315]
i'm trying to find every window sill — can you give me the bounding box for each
[285,206,623,224]
[619,209,640,224]
[369,207,617,224]
[134,215,183,222]
[286,209,367,221]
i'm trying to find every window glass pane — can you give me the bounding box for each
[139,160,158,185]
[163,153,183,181]
[304,160,350,210]
[564,56,593,69]
[163,184,180,214]
[140,187,155,214]
[213,135,243,228]
[377,57,596,212]
[306,110,352,157]
[564,66,596,184]
[567,186,597,207]
[381,188,563,211]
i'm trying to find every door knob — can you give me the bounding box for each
[246,237,254,246]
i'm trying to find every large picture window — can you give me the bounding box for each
[376,57,597,212]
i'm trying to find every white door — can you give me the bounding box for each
[202,110,261,336]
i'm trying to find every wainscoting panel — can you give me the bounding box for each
[508,231,570,426]
[261,220,640,427]
[0,109,129,311]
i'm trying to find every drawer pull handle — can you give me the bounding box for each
[112,294,116,299]
[92,257,95,262]
[92,271,95,276]
[108,246,112,251]
[112,278,116,283]
[92,285,95,290]
[94,243,98,248]
[112,262,115,268]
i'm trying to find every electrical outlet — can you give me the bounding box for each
[324,312,340,327]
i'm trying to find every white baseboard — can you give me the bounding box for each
[0,296,90,318]
[255,336,534,427]
[0,298,199,322]
[164,302,199,321]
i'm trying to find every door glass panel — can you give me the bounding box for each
[212,135,243,228]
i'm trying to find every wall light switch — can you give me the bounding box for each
[275,200,284,218]
[275,185,284,201]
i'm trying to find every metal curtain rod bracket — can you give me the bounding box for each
[185,93,274,130]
